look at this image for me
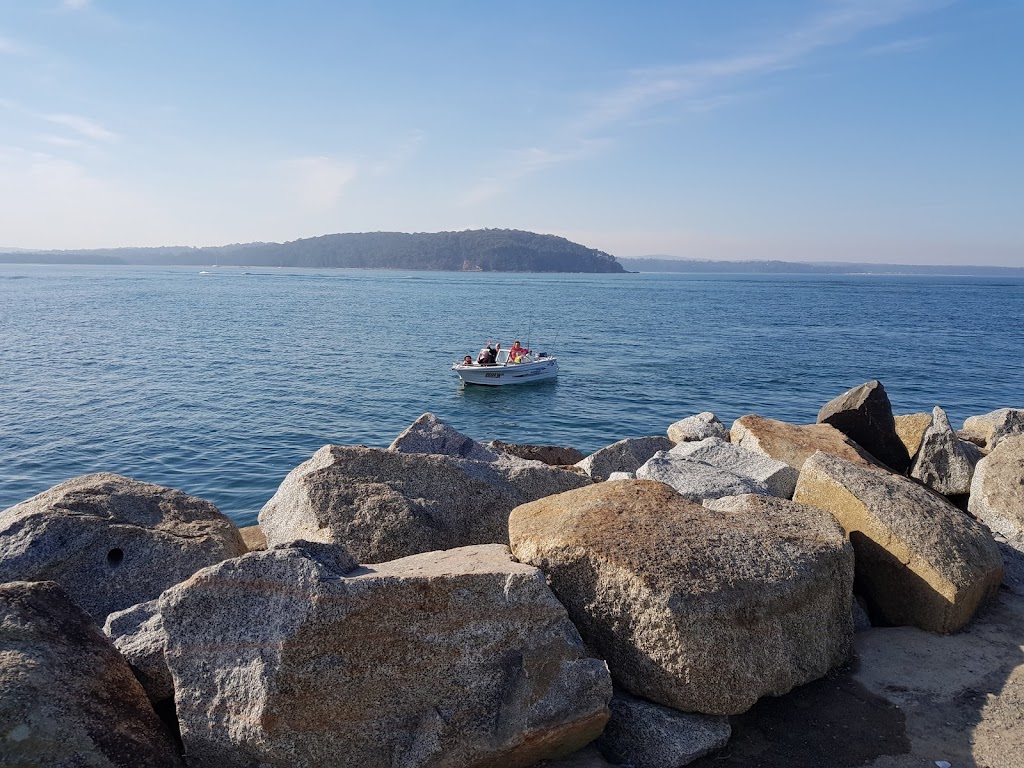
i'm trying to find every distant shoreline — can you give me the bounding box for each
[2,258,1021,279]
[616,256,1024,277]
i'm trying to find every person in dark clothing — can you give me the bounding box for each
[477,342,498,365]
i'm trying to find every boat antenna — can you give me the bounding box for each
[527,318,533,351]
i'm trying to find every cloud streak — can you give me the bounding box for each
[464,0,949,204]
[44,113,118,143]
[460,139,608,206]
[578,0,946,131]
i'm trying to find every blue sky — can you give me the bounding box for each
[1,1,1021,264]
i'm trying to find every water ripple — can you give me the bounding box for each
[1,265,1021,525]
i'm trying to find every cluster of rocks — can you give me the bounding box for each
[1,392,1021,768]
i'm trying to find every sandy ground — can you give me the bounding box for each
[547,578,1024,768]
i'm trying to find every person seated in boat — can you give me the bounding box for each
[463,355,473,366]
[477,342,498,366]
[509,340,530,363]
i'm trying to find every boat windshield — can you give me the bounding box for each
[495,349,510,364]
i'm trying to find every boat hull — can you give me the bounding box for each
[453,359,558,386]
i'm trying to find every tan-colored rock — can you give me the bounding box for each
[159,543,611,768]
[0,473,247,624]
[968,434,1024,540]
[730,414,881,471]
[794,451,1003,633]
[509,482,854,716]
[0,581,181,768]
[238,524,267,552]
[894,412,932,461]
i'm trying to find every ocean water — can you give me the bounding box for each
[1,264,1021,526]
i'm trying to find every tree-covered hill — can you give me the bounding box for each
[0,229,626,273]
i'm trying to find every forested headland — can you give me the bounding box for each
[0,229,626,273]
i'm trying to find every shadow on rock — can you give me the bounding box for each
[688,664,909,768]
[691,588,1024,768]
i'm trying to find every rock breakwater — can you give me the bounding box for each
[1,389,1022,767]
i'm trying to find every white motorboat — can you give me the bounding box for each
[453,347,558,386]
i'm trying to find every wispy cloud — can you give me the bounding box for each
[1,101,119,151]
[61,0,91,11]
[460,139,607,206]
[462,0,949,204]
[43,113,118,142]
[35,133,89,148]
[575,0,947,133]
[863,37,932,56]
[284,156,358,211]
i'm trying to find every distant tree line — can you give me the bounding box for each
[617,257,1024,277]
[0,229,626,273]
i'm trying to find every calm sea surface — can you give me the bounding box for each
[1,264,1021,526]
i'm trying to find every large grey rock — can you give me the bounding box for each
[389,412,500,461]
[0,473,247,624]
[960,408,1024,451]
[817,380,911,472]
[489,440,586,466]
[103,600,173,704]
[668,436,799,498]
[794,451,1003,633]
[910,406,984,496]
[0,581,181,768]
[159,543,612,768]
[509,482,854,716]
[968,434,1024,540]
[596,690,731,768]
[667,412,728,444]
[576,436,675,482]
[258,445,591,563]
[730,414,882,471]
[636,452,769,502]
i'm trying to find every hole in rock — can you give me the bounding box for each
[107,548,124,566]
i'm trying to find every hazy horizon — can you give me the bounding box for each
[2,232,1024,270]
[1,1,1022,266]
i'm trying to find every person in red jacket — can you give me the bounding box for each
[509,340,530,362]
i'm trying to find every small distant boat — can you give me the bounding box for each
[198,270,211,275]
[452,347,558,386]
